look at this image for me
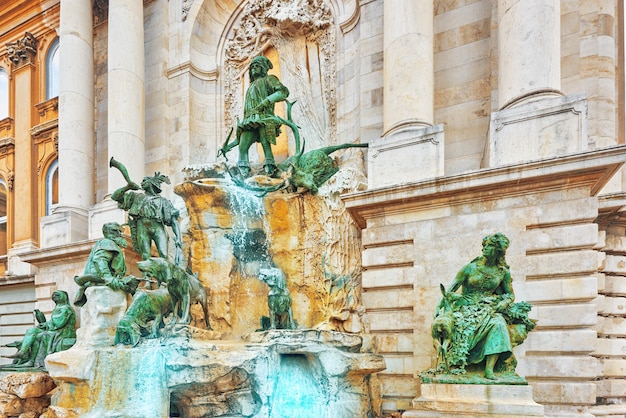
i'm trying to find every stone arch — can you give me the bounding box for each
[183,0,359,163]
[219,0,337,156]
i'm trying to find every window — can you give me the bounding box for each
[0,179,7,256]
[0,69,7,120]
[45,160,58,215]
[46,39,59,99]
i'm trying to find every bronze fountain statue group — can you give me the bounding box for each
[1,56,535,384]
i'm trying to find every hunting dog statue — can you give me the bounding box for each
[137,257,211,329]
[258,267,295,330]
[114,287,172,346]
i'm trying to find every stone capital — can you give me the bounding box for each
[6,32,38,68]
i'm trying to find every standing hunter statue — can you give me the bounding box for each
[110,157,184,266]
[219,55,369,194]
[221,55,289,178]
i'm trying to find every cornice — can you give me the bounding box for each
[0,137,15,154]
[166,60,218,81]
[19,239,95,265]
[0,117,13,133]
[31,118,58,139]
[342,146,626,229]
[35,97,58,117]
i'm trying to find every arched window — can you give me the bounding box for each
[0,179,7,256]
[0,69,8,120]
[46,39,59,99]
[45,160,58,215]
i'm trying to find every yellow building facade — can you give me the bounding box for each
[0,0,59,352]
[1,0,626,416]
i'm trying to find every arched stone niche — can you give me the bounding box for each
[184,0,360,163]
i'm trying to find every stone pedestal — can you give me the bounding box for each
[88,198,126,239]
[40,207,89,248]
[368,124,444,189]
[75,286,128,347]
[403,383,544,418]
[486,94,587,167]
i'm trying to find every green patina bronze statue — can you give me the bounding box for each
[110,158,184,264]
[218,55,369,194]
[221,55,289,177]
[257,267,295,330]
[73,222,140,306]
[423,233,536,384]
[3,290,76,370]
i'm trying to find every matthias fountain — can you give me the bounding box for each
[0,48,544,417]
[4,55,385,418]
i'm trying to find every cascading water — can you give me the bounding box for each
[224,181,273,276]
[269,354,326,417]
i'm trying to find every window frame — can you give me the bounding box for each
[46,38,59,100]
[45,159,58,215]
[0,68,8,120]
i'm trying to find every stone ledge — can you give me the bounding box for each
[403,383,544,417]
[344,146,626,228]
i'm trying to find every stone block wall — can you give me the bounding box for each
[433,0,492,175]
[356,0,384,145]
[560,1,619,150]
[0,282,35,365]
[594,227,626,414]
[344,149,626,416]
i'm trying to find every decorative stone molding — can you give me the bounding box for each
[335,0,360,33]
[486,94,588,167]
[35,97,59,118]
[0,138,15,156]
[223,0,337,146]
[6,170,14,191]
[368,124,444,189]
[31,120,58,144]
[182,0,194,21]
[0,118,13,138]
[6,32,38,68]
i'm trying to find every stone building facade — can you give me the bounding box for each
[0,0,625,417]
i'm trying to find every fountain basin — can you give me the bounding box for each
[47,327,385,417]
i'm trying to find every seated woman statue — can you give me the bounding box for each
[433,233,535,380]
[4,290,76,369]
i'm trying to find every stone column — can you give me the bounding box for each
[43,0,95,246]
[382,0,433,133]
[369,0,443,189]
[486,0,586,168]
[497,0,561,109]
[107,0,145,192]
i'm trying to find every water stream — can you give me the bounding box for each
[269,354,327,417]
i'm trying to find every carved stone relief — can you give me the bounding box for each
[6,32,38,68]
[182,0,194,21]
[223,0,337,149]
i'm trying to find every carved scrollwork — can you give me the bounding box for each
[7,170,14,191]
[182,0,194,21]
[6,32,38,67]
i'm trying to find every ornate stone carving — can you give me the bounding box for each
[7,170,14,191]
[6,32,38,68]
[223,0,337,147]
[182,0,194,21]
